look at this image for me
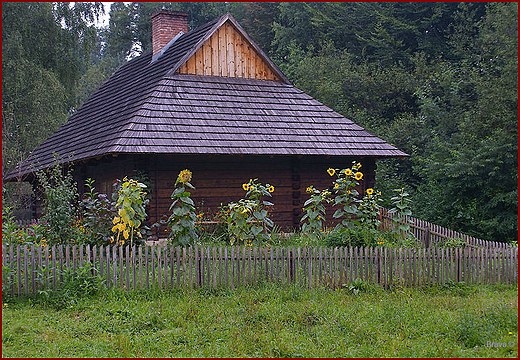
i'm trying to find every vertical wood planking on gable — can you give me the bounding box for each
[226,23,235,77]
[196,47,204,75]
[177,21,281,81]
[203,40,212,75]
[234,27,242,77]
[211,32,219,76]
[237,32,245,78]
[219,24,227,77]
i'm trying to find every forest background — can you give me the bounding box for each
[1,2,517,244]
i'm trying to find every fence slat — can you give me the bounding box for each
[176,246,181,287]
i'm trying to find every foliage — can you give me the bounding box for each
[323,227,380,248]
[35,264,106,310]
[388,188,413,240]
[225,179,275,245]
[2,200,51,248]
[435,237,466,248]
[111,177,148,247]
[2,264,15,300]
[2,204,19,245]
[300,186,331,235]
[330,162,363,230]
[167,169,198,246]
[36,159,81,245]
[358,188,383,230]
[80,178,116,245]
[2,2,104,177]
[342,278,370,296]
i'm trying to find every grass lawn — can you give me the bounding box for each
[2,282,518,358]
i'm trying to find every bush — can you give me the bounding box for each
[80,178,117,245]
[323,227,378,248]
[38,264,105,309]
[36,159,81,245]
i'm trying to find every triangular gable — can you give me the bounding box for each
[170,13,289,83]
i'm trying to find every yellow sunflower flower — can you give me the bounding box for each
[356,163,362,169]
[327,168,336,176]
[334,183,340,189]
[344,169,353,176]
[242,183,250,191]
[355,172,363,181]
[176,169,192,184]
[268,186,275,193]
[306,186,313,193]
[366,188,374,195]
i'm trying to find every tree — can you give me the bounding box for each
[411,2,518,242]
[2,2,104,216]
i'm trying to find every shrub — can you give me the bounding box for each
[2,204,20,245]
[323,227,378,248]
[388,187,413,239]
[37,264,106,309]
[80,178,116,245]
[35,159,81,245]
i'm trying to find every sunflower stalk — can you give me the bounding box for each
[167,169,199,246]
[111,177,147,246]
[329,161,364,231]
[225,178,275,245]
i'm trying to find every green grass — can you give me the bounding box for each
[2,282,518,358]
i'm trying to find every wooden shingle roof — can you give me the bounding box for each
[6,13,407,180]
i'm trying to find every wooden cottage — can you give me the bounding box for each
[6,11,407,231]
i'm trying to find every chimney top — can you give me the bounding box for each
[151,10,188,56]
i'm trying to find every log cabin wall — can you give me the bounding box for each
[142,154,294,231]
[177,21,281,81]
[75,154,378,235]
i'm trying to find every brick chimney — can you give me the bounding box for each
[152,10,188,56]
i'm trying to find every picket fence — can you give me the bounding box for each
[2,244,517,296]
[378,208,513,249]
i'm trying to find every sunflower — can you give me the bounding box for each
[268,186,275,193]
[334,183,340,189]
[366,188,374,195]
[344,169,353,176]
[327,168,336,176]
[354,172,363,181]
[356,162,362,169]
[306,186,313,193]
[242,183,250,191]
[176,169,192,184]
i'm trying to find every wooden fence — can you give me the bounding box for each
[378,208,513,249]
[2,244,517,296]
[14,219,35,228]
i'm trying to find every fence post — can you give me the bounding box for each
[425,226,430,248]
